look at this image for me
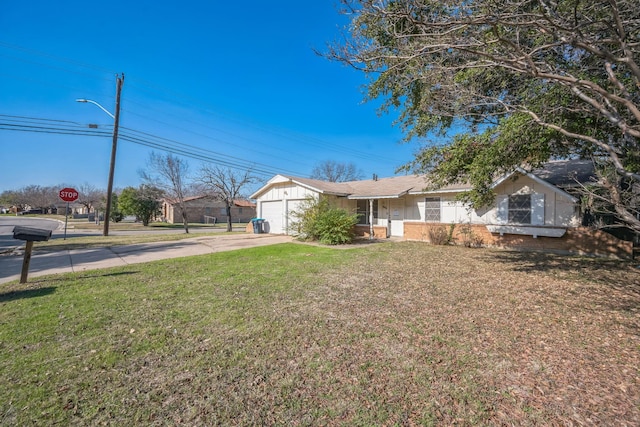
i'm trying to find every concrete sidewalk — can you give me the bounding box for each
[0,234,292,284]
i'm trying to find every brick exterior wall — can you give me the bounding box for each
[181,206,254,224]
[163,198,256,224]
[354,224,388,239]
[404,222,633,259]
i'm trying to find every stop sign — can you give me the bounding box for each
[59,187,79,202]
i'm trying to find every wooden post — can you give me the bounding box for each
[20,241,34,284]
[369,199,374,240]
[103,73,124,237]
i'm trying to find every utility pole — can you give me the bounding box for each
[103,73,124,236]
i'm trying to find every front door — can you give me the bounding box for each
[390,201,404,237]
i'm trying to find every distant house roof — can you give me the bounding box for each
[233,199,256,208]
[163,195,255,208]
[251,160,595,200]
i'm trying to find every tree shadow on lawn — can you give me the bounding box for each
[0,286,56,302]
[483,250,639,285]
[0,271,139,302]
[41,270,140,283]
[481,250,640,313]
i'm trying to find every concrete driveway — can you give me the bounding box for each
[0,233,292,284]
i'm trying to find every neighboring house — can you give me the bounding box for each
[251,160,633,258]
[161,195,256,224]
[52,202,86,216]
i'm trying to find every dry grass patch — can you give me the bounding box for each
[0,242,638,425]
[295,243,640,425]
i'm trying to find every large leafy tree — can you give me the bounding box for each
[329,0,640,231]
[118,185,163,226]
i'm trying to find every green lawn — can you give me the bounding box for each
[33,231,239,253]
[1,242,638,425]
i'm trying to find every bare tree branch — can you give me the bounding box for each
[197,166,257,232]
[141,152,191,233]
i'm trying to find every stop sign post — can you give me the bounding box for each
[59,187,79,239]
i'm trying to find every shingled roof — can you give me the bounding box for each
[531,159,596,188]
[253,160,595,200]
[263,174,469,199]
[343,175,432,199]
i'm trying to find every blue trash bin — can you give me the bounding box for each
[251,218,265,234]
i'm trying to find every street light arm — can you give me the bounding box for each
[76,98,115,119]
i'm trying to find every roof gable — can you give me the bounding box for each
[253,160,593,202]
[250,175,352,198]
[492,168,578,202]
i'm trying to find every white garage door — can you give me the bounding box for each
[260,201,283,234]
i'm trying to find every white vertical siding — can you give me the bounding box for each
[441,197,473,223]
[481,175,578,226]
[531,194,545,225]
[259,183,318,201]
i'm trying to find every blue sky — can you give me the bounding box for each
[0,1,421,196]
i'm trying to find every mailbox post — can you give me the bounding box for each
[12,226,52,284]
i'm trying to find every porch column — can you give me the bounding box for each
[369,198,374,240]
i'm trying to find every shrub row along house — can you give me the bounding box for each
[251,160,633,258]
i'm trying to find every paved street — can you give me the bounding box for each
[0,216,62,252]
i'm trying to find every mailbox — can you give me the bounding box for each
[12,226,52,242]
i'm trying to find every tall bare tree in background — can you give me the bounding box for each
[141,152,191,233]
[21,185,58,213]
[310,160,364,182]
[197,166,257,232]
[0,185,57,213]
[77,183,105,220]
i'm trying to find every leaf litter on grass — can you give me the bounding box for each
[0,241,639,425]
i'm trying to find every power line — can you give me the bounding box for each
[123,93,404,164]
[0,113,83,125]
[119,127,271,170]
[0,41,391,164]
[0,41,411,172]
[0,114,307,177]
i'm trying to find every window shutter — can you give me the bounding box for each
[496,195,508,224]
[531,194,545,225]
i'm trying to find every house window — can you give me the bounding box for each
[497,193,544,225]
[356,199,378,225]
[425,197,441,222]
[508,194,532,224]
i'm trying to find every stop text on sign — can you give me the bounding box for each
[59,188,79,202]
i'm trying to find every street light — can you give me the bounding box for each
[76,99,115,119]
[77,73,124,236]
